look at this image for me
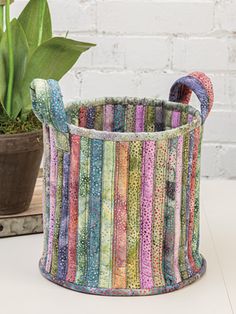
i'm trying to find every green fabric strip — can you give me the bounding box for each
[146,105,155,132]
[127,141,142,289]
[94,105,103,131]
[99,141,116,288]
[125,104,135,132]
[179,111,190,280]
[51,151,63,277]
[164,109,172,130]
[152,139,168,287]
[192,127,203,269]
[75,137,91,285]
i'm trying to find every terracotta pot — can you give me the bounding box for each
[0,130,43,215]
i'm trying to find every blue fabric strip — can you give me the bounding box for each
[57,152,70,280]
[87,107,96,129]
[113,104,125,132]
[87,139,104,287]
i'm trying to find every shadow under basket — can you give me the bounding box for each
[31,71,214,296]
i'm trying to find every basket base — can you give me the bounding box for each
[39,257,207,296]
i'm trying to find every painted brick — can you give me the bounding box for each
[201,144,224,178]
[124,38,171,70]
[215,1,236,32]
[97,2,214,35]
[49,0,96,32]
[78,71,139,98]
[203,111,236,144]
[173,38,229,71]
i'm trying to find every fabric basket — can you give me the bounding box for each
[31,71,214,296]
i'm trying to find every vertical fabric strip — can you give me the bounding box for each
[87,139,103,288]
[140,141,155,289]
[184,115,195,277]
[42,126,50,267]
[57,152,70,280]
[152,139,168,287]
[94,105,103,131]
[164,109,172,131]
[179,112,192,280]
[146,105,155,132]
[163,137,178,285]
[75,137,90,285]
[99,141,116,288]
[51,151,63,277]
[172,111,183,283]
[126,104,135,132]
[79,107,87,127]
[66,135,80,282]
[113,142,129,289]
[192,128,203,269]
[155,105,164,131]
[103,104,114,131]
[135,105,145,132]
[114,104,125,132]
[87,107,96,129]
[46,128,58,273]
[188,127,201,273]
[127,141,142,289]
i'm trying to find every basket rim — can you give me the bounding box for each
[64,98,202,142]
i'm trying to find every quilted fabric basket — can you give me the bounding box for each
[31,71,214,296]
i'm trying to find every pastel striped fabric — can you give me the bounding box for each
[31,72,213,296]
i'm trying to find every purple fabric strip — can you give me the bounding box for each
[155,105,164,131]
[42,125,50,267]
[103,105,114,131]
[140,141,155,289]
[172,111,181,129]
[46,128,58,273]
[135,105,145,132]
[172,111,182,283]
[87,107,96,129]
[185,114,195,276]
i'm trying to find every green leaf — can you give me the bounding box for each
[0,5,4,44]
[0,27,3,43]
[20,37,95,115]
[0,19,29,117]
[18,0,52,55]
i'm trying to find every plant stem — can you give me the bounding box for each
[38,0,46,46]
[0,5,3,31]
[5,0,14,117]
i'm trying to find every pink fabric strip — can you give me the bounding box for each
[46,128,58,273]
[103,104,114,131]
[188,127,201,273]
[140,141,155,289]
[135,105,145,132]
[66,135,80,282]
[79,107,87,128]
[172,111,182,283]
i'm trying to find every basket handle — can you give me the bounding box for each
[169,72,214,124]
[30,79,68,133]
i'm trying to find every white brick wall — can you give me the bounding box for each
[12,0,236,178]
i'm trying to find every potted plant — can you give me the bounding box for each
[0,0,95,215]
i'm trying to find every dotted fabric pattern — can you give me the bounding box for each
[31,72,213,296]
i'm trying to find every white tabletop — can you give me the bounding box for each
[0,179,235,314]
